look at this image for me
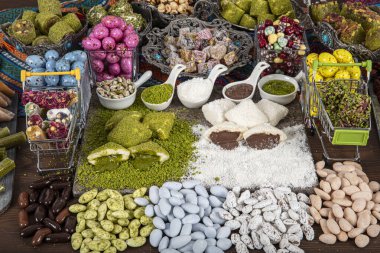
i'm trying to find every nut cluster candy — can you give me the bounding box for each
[97,76,135,99]
[257,16,307,76]
[313,161,380,248]
[147,0,194,15]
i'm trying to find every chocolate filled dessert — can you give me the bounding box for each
[245,133,280,150]
[209,131,241,150]
[225,84,254,100]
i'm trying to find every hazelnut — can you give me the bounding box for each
[157,3,165,12]
[170,2,179,10]
[165,4,172,13]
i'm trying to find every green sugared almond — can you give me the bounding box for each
[87,142,130,165]
[48,21,75,44]
[11,19,36,45]
[38,0,62,17]
[62,13,82,32]
[239,14,257,29]
[107,118,152,148]
[32,35,52,46]
[221,2,245,25]
[22,10,37,25]
[128,141,170,163]
[105,110,143,131]
[35,12,60,35]
[143,112,175,140]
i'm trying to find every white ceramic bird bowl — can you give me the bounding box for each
[258,74,299,105]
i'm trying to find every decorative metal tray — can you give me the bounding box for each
[0,11,88,56]
[142,18,253,78]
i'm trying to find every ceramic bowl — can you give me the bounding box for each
[258,74,298,105]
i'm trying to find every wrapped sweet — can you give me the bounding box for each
[221,1,245,25]
[250,0,270,17]
[10,20,36,45]
[38,0,62,17]
[87,5,108,26]
[107,118,152,148]
[47,108,71,120]
[26,125,47,141]
[223,51,238,66]
[87,142,130,165]
[22,10,37,25]
[204,122,247,150]
[256,99,288,126]
[210,44,227,61]
[62,13,82,32]
[239,15,257,29]
[365,27,380,51]
[48,21,75,44]
[24,102,41,116]
[179,49,194,62]
[243,123,287,150]
[35,12,60,35]
[143,112,175,140]
[105,110,143,131]
[27,114,43,127]
[54,112,72,126]
[22,90,77,109]
[202,99,236,126]
[225,100,268,128]
[268,0,293,16]
[46,121,69,139]
[128,141,170,170]
[310,1,339,22]
[184,61,197,73]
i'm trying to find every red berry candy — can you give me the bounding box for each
[264,20,273,27]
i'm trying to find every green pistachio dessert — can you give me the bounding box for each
[235,0,252,13]
[107,118,152,148]
[240,14,257,29]
[62,13,82,32]
[48,21,75,44]
[87,142,130,165]
[143,112,175,140]
[105,110,143,131]
[11,19,36,45]
[250,0,270,17]
[32,35,52,46]
[35,12,60,35]
[128,141,170,170]
[22,10,37,25]
[38,0,62,17]
[310,1,340,22]
[365,27,380,51]
[267,0,293,16]
[221,1,245,25]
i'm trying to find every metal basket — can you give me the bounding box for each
[21,62,92,173]
[304,60,372,161]
[0,11,88,56]
[142,18,253,78]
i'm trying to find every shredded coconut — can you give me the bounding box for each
[177,78,213,103]
[187,124,317,190]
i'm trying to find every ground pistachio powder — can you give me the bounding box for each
[141,83,173,104]
[77,98,197,190]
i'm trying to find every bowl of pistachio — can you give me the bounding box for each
[96,71,152,110]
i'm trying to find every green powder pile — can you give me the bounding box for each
[141,84,173,104]
[77,99,196,190]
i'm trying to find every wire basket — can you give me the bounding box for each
[21,64,92,173]
[0,11,88,56]
[305,60,372,161]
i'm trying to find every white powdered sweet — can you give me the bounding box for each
[243,123,287,142]
[202,99,236,126]
[204,122,248,142]
[224,100,268,128]
[189,124,317,190]
[177,78,213,102]
[257,99,289,126]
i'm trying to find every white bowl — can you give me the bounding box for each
[222,82,254,103]
[97,89,137,110]
[258,74,298,105]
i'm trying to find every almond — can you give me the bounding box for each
[342,185,360,196]
[341,178,351,188]
[358,182,372,192]
[366,201,375,211]
[372,211,380,220]
[310,194,322,210]
[315,160,326,170]
[317,169,328,178]
[348,227,364,239]
[314,188,331,201]
[343,161,362,170]
[337,231,348,242]
[359,175,369,184]
[332,198,352,207]
[357,210,371,229]
[338,218,353,232]
[372,192,380,204]
[323,201,334,208]
[355,169,366,177]
[326,218,340,235]
[370,214,377,225]
[345,173,360,186]
[326,174,337,182]
[310,206,321,224]
[368,181,380,193]
[352,199,366,212]
[320,180,332,194]
[331,190,345,199]
[320,219,331,234]
[351,191,372,201]
[344,207,357,227]
[319,208,330,218]
[319,234,336,245]
[367,224,380,237]
[355,234,369,248]
[331,204,344,219]
[324,169,336,175]
[330,177,341,191]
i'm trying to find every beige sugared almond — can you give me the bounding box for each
[343,161,362,170]
[351,191,372,202]
[352,199,366,213]
[348,227,365,239]
[310,194,322,210]
[344,207,357,227]
[331,190,345,200]
[368,181,380,193]
[357,210,371,229]
[338,218,353,232]
[366,224,380,237]
[319,208,330,218]
[314,188,331,201]
[326,218,340,235]
[342,185,360,196]
[337,231,348,242]
[315,160,325,171]
[341,178,351,188]
[319,234,336,244]
[355,234,370,248]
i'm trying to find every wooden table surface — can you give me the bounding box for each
[1,1,380,252]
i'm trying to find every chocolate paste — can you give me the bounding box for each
[209,131,240,150]
[225,84,253,100]
[246,133,280,150]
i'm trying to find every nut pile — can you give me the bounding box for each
[17,175,75,247]
[146,0,194,15]
[221,186,314,253]
[97,76,135,99]
[312,160,380,248]
[147,181,232,253]
[70,188,152,252]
